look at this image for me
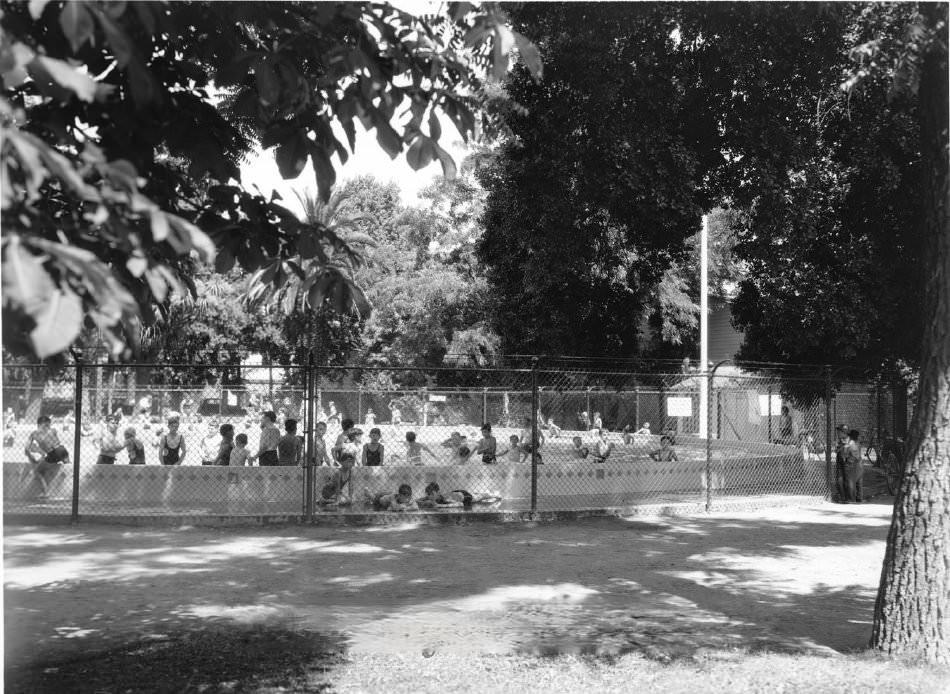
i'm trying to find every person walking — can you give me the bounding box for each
[834,424,849,502]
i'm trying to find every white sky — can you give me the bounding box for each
[239,118,470,215]
[239,0,485,216]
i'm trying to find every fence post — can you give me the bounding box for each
[72,361,83,523]
[875,376,883,443]
[824,366,834,499]
[530,358,539,513]
[894,376,908,439]
[482,387,488,424]
[659,380,667,433]
[304,354,314,519]
[767,384,773,442]
[706,367,714,511]
[633,384,640,430]
[357,384,363,424]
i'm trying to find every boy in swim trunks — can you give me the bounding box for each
[24,415,68,497]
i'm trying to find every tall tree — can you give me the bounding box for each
[869,2,949,664]
[477,3,728,358]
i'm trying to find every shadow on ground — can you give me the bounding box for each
[4,500,895,682]
[5,621,345,694]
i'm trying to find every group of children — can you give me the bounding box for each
[315,419,552,471]
[568,424,678,463]
[342,482,498,511]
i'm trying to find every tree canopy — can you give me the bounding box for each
[1,0,540,360]
[476,2,755,359]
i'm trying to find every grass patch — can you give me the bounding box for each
[330,651,948,694]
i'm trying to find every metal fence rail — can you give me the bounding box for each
[1,361,912,520]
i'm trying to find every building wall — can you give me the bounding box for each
[709,300,745,364]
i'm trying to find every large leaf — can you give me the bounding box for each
[310,145,337,203]
[406,136,435,170]
[59,1,95,53]
[255,58,280,106]
[29,56,101,102]
[275,129,310,179]
[514,31,543,79]
[94,9,134,68]
[29,288,83,358]
[1,237,54,315]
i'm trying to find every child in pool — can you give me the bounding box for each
[404,431,437,465]
[503,434,523,463]
[650,435,678,462]
[571,436,590,460]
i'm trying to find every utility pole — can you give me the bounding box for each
[699,213,709,438]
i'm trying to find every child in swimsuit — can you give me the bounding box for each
[362,428,384,466]
[364,483,417,511]
[157,415,186,465]
[475,424,497,464]
[24,415,68,497]
[124,427,146,464]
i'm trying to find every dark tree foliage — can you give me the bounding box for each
[726,3,923,373]
[477,3,725,357]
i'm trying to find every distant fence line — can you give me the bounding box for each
[2,361,912,521]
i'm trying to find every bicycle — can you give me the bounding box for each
[873,436,905,496]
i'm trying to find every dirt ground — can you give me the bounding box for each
[4,499,903,691]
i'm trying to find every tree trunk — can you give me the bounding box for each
[871,4,950,663]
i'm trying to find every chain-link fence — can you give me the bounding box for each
[2,361,912,520]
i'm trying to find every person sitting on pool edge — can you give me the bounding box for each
[363,483,418,511]
[24,415,69,497]
[571,436,590,460]
[650,435,678,462]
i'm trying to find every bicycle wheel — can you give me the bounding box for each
[883,449,902,495]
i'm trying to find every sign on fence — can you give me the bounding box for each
[428,394,447,402]
[667,396,693,417]
[758,394,782,416]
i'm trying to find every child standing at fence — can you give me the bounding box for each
[252,411,280,466]
[362,427,384,466]
[200,420,221,466]
[96,414,125,465]
[124,427,146,464]
[230,433,250,466]
[157,414,187,465]
[277,419,302,466]
[474,424,497,464]
[364,409,376,427]
[215,423,235,466]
